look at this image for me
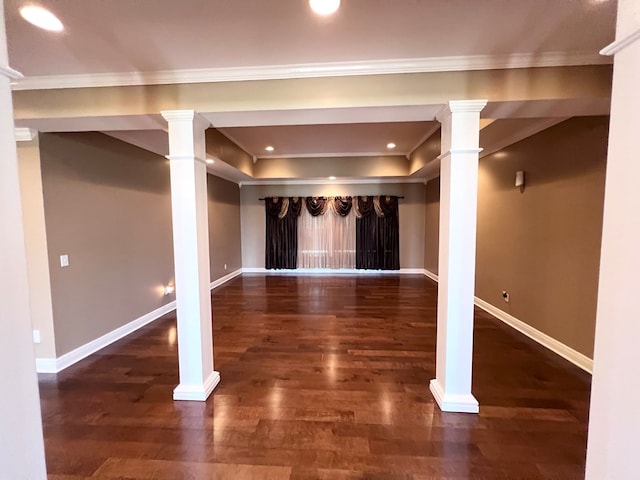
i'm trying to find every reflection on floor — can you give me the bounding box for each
[39,274,591,479]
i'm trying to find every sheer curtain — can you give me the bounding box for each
[298,203,356,269]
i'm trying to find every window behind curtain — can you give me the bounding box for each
[298,206,356,269]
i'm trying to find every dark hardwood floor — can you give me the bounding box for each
[39,274,591,479]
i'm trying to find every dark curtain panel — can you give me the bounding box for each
[332,196,353,217]
[377,196,400,270]
[265,197,301,269]
[356,196,399,270]
[305,197,328,216]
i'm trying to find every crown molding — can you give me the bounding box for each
[600,27,640,56]
[14,127,37,142]
[0,65,23,80]
[11,51,611,91]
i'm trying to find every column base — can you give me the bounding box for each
[429,378,479,414]
[173,371,220,401]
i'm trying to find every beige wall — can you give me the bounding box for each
[442,115,607,360]
[207,175,242,280]
[424,178,440,274]
[39,132,176,356]
[410,130,441,175]
[253,156,410,179]
[206,129,254,177]
[17,136,57,358]
[240,182,425,269]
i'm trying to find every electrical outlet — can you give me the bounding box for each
[60,254,69,267]
[502,291,510,303]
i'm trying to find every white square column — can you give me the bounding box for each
[430,99,487,414]
[0,1,48,476]
[586,1,640,477]
[162,110,219,401]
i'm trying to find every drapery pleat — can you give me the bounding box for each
[331,196,353,217]
[305,197,328,216]
[265,197,301,269]
[355,195,400,270]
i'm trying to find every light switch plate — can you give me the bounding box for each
[33,330,41,344]
[60,254,69,267]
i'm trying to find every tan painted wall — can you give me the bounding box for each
[424,178,440,274]
[207,175,242,280]
[39,132,176,356]
[253,156,410,179]
[206,129,254,177]
[410,130,441,175]
[16,136,57,358]
[240,183,425,269]
[476,116,607,358]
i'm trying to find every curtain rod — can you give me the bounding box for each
[259,196,405,200]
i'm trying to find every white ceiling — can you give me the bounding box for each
[220,122,437,158]
[5,0,616,182]
[5,0,616,79]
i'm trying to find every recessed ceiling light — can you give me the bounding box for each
[329,176,336,180]
[309,0,341,16]
[387,142,396,150]
[206,158,215,164]
[19,5,64,32]
[265,146,274,152]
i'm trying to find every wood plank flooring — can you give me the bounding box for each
[39,275,592,479]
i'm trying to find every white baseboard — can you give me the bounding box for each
[242,267,425,275]
[422,269,593,374]
[429,378,479,414]
[423,269,439,282]
[37,270,243,374]
[473,297,593,374]
[173,370,221,401]
[210,268,242,289]
[36,301,176,374]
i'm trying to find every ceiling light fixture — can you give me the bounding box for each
[19,5,64,32]
[206,158,215,164]
[387,142,396,150]
[265,146,274,152]
[329,176,336,180]
[309,0,341,16]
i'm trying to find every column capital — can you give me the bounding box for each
[0,64,23,80]
[436,99,487,122]
[161,109,210,130]
[14,128,37,142]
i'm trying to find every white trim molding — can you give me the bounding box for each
[35,271,242,374]
[423,269,439,283]
[473,297,593,374]
[35,301,176,374]
[600,27,640,56]
[173,370,220,401]
[11,52,611,91]
[0,64,23,80]
[243,268,427,275]
[14,127,37,142]
[429,379,479,414]
[422,269,593,374]
[210,268,242,289]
